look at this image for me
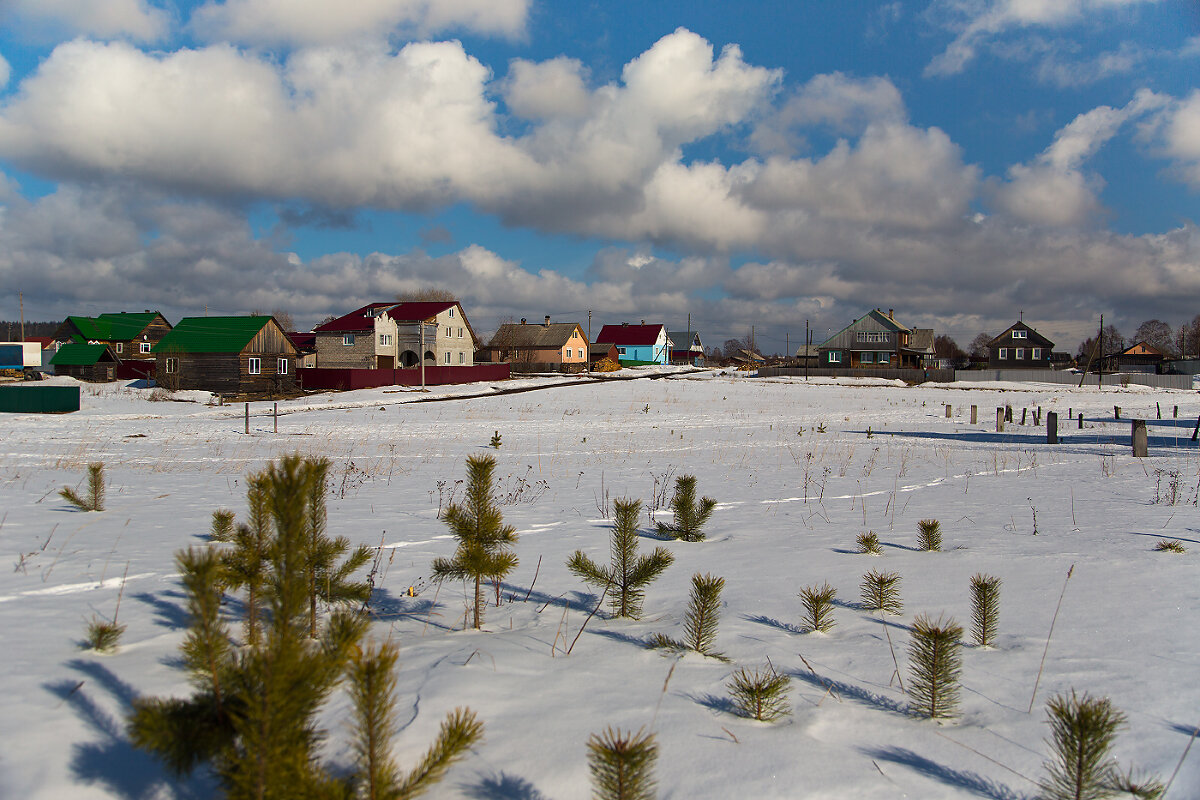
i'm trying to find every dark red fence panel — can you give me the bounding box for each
[117,361,156,380]
[299,363,510,391]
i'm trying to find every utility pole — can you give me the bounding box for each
[805,320,810,381]
[1079,314,1102,388]
[19,292,25,342]
[587,310,592,372]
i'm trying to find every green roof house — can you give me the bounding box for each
[153,316,298,396]
[53,311,173,364]
[49,342,119,382]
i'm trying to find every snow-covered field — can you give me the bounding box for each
[2,370,1198,799]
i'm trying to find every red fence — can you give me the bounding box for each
[298,363,510,391]
[116,361,156,380]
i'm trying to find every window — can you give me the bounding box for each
[449,307,455,317]
[165,357,177,374]
[828,351,841,363]
[877,352,890,364]
[1012,330,1027,339]
[1015,348,1025,359]
[115,342,123,353]
[140,342,151,353]
[379,334,392,346]
[458,327,463,338]
[277,358,288,375]
[444,351,451,364]
[458,352,465,364]
[1032,348,1043,359]
[860,352,874,363]
[856,332,890,343]
[248,357,261,374]
[343,334,355,346]
[999,348,1009,359]
[578,349,584,358]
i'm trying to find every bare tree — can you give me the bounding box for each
[1075,325,1125,361]
[1133,319,1175,355]
[271,309,295,332]
[396,288,457,302]
[968,332,993,358]
[934,335,967,363]
[1176,315,1200,360]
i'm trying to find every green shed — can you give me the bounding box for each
[0,384,81,413]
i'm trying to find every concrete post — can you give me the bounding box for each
[1047,412,1058,444]
[1131,419,1148,457]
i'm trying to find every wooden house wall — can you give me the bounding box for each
[161,352,296,395]
[57,363,117,382]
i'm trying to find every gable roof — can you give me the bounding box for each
[987,321,1054,349]
[596,323,667,347]
[153,316,276,354]
[1119,340,1167,357]
[819,309,909,348]
[907,328,935,354]
[63,312,166,342]
[668,330,703,350]
[314,302,459,333]
[51,342,116,366]
[488,322,584,349]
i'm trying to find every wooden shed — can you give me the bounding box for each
[153,316,298,396]
[49,343,119,382]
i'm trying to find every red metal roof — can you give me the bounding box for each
[313,302,459,333]
[595,323,665,346]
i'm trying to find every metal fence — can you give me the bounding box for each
[956,370,1192,390]
[757,367,955,382]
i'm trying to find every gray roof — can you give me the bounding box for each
[488,322,583,349]
[668,330,702,349]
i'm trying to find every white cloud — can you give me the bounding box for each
[925,0,1164,77]
[189,0,529,46]
[1,0,170,42]
[1147,90,1200,188]
[0,53,8,90]
[750,73,906,155]
[501,57,592,119]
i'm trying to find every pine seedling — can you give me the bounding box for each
[727,665,792,721]
[907,613,963,719]
[969,573,1001,647]
[301,457,373,636]
[59,462,106,511]
[917,519,942,551]
[651,573,726,659]
[856,531,882,555]
[567,498,674,618]
[1153,539,1186,553]
[860,569,903,615]
[655,475,717,542]
[431,454,519,630]
[799,582,837,633]
[489,431,502,449]
[85,617,126,652]
[587,727,658,800]
[209,509,236,542]
[1037,690,1125,800]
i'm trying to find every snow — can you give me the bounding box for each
[2,371,1198,799]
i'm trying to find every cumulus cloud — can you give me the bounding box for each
[0,0,170,42]
[189,0,529,46]
[1146,90,1200,188]
[750,72,906,155]
[501,57,592,119]
[925,0,1164,77]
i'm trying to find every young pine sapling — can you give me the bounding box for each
[655,475,716,542]
[727,665,791,722]
[799,582,837,633]
[969,573,1001,647]
[860,570,902,615]
[567,498,673,619]
[907,613,963,719]
[60,462,106,512]
[652,573,726,659]
[587,727,658,800]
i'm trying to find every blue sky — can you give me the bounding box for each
[0,0,1198,354]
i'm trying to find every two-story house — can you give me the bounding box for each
[595,322,672,365]
[313,302,479,369]
[987,322,1054,369]
[818,309,933,369]
[53,311,173,377]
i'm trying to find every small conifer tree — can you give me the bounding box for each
[856,531,882,555]
[489,431,502,449]
[860,570,903,615]
[301,457,373,637]
[655,475,716,542]
[800,582,837,632]
[651,573,725,659]
[431,454,519,630]
[1037,690,1125,800]
[727,665,792,721]
[969,573,1001,647]
[907,613,963,719]
[587,727,658,800]
[220,473,271,646]
[60,462,106,511]
[917,519,942,551]
[209,509,236,543]
[567,498,674,618]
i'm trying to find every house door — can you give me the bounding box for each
[376,355,394,369]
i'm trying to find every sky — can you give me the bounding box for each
[0,0,1198,353]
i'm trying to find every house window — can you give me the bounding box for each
[277,358,288,375]
[449,307,455,317]
[140,342,151,354]
[379,334,392,346]
[828,351,841,363]
[617,347,626,356]
[343,334,355,346]
[458,352,465,364]
[248,357,261,375]
[1016,348,1025,359]
[878,352,890,364]
[1012,330,1027,339]
[861,352,874,363]
[115,342,123,353]
[458,327,463,338]
[165,357,177,374]
[999,348,1009,359]
[444,351,451,364]
[578,349,584,358]
[1032,348,1043,359]
[856,332,890,343]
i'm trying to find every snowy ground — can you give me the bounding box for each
[1,370,1198,799]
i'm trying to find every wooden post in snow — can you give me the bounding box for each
[244,403,250,435]
[996,407,1004,433]
[970,405,977,424]
[945,404,952,418]
[273,402,278,434]
[1047,412,1058,444]
[1131,419,1148,458]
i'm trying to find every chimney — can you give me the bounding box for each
[545,315,551,327]
[520,318,526,325]
[888,309,894,320]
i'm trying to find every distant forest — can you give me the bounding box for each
[0,320,62,340]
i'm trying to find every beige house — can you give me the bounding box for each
[313,302,479,369]
[481,317,589,370]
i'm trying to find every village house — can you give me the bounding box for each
[312,302,479,370]
[481,317,589,372]
[818,309,935,369]
[49,342,120,382]
[595,322,672,366]
[52,311,173,379]
[987,321,1054,369]
[1101,341,1168,374]
[152,316,297,396]
[668,330,705,366]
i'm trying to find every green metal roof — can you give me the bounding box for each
[65,312,163,341]
[65,316,110,341]
[153,316,273,354]
[50,342,113,366]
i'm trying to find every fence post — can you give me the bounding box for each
[1047,412,1058,444]
[1005,405,1013,422]
[1114,405,1121,419]
[945,404,952,418]
[1079,413,1084,429]
[1131,419,1148,457]
[1156,402,1161,419]
[996,407,1005,433]
[273,402,278,434]
[244,402,250,435]
[970,405,977,424]
[1020,408,1027,425]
